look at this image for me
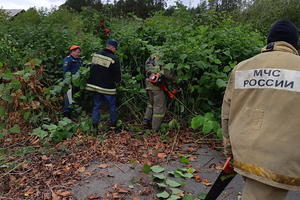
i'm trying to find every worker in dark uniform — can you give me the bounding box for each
[86,40,121,129]
[222,20,300,200]
[143,55,175,131]
[63,45,82,118]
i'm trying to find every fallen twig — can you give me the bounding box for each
[221,191,234,200]
[113,163,126,174]
[46,182,58,199]
[202,157,215,168]
[10,168,32,175]
[0,161,25,179]
[0,196,14,200]
[167,130,180,163]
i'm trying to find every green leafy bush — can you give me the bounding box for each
[191,113,222,138]
[30,117,92,143]
[0,6,264,140]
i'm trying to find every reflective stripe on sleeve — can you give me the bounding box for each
[234,160,300,186]
[153,114,165,118]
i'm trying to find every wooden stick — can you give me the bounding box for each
[113,163,126,174]
[0,161,25,179]
[202,157,215,168]
[167,130,180,163]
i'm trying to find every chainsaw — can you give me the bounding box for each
[148,72,179,99]
[204,157,237,200]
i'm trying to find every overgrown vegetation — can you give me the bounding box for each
[1,0,299,199]
[1,0,297,142]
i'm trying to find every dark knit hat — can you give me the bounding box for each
[267,20,299,49]
[106,40,118,49]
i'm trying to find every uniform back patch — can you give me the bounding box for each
[92,54,115,68]
[235,68,300,92]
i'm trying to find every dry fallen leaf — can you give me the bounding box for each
[215,165,223,170]
[189,155,197,161]
[52,192,60,200]
[65,181,75,186]
[140,187,152,196]
[201,178,212,186]
[88,194,101,199]
[194,174,202,182]
[64,165,71,171]
[118,188,129,193]
[32,101,40,109]
[148,149,153,155]
[178,193,185,197]
[45,164,53,168]
[108,150,116,155]
[132,196,141,200]
[42,155,48,160]
[142,154,148,158]
[24,188,35,196]
[144,160,152,166]
[21,163,29,169]
[157,153,167,159]
[99,164,109,169]
[57,190,72,197]
[112,184,118,190]
[10,175,17,182]
[209,163,217,169]
[210,142,216,149]
[84,171,94,176]
[78,167,86,173]
[186,147,196,153]
[53,170,63,175]
[112,192,121,199]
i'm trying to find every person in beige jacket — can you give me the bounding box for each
[143,55,176,131]
[222,20,300,200]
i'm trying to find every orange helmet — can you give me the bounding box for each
[69,45,81,51]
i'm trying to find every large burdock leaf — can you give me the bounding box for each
[157,183,168,188]
[156,191,170,199]
[167,195,181,200]
[191,115,204,130]
[31,127,48,139]
[202,120,214,134]
[153,174,166,180]
[166,179,181,187]
[151,165,165,173]
[170,188,184,195]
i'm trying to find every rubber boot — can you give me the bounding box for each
[92,123,99,135]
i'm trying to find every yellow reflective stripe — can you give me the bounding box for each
[153,114,165,118]
[147,85,159,89]
[234,160,300,186]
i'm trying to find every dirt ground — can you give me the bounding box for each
[1,131,299,199]
[72,146,300,200]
